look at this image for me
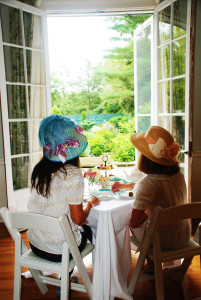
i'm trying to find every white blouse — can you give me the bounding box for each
[132,172,191,249]
[27,164,84,254]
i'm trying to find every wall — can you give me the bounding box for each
[191,0,201,203]
[0,105,7,212]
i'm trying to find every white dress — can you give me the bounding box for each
[27,164,84,254]
[132,172,191,250]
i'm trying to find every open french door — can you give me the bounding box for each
[134,0,191,192]
[0,0,51,211]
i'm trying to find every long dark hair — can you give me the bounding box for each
[137,153,180,176]
[31,156,80,197]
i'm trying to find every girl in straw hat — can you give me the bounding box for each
[27,115,100,272]
[112,126,191,272]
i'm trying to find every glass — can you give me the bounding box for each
[138,116,151,132]
[158,44,170,80]
[23,12,42,49]
[173,78,185,113]
[30,120,41,152]
[7,85,27,119]
[173,115,185,150]
[158,6,171,45]
[158,116,170,131]
[136,25,151,114]
[178,152,184,164]
[9,122,29,155]
[0,4,22,45]
[4,46,25,83]
[12,156,29,190]
[173,0,187,39]
[158,81,170,113]
[173,38,186,77]
[26,50,45,84]
[28,86,46,118]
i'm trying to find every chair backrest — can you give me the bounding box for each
[139,202,201,257]
[0,207,81,258]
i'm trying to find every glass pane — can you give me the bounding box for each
[7,85,27,119]
[138,116,151,132]
[0,4,22,45]
[4,46,25,83]
[136,25,151,114]
[159,44,170,79]
[26,50,45,84]
[158,116,170,131]
[173,115,185,150]
[173,0,187,39]
[158,6,171,45]
[29,86,46,118]
[9,122,29,155]
[173,38,186,77]
[30,120,41,152]
[178,152,184,164]
[12,156,29,190]
[158,81,170,113]
[23,12,42,49]
[173,78,185,113]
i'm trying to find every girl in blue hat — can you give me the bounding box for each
[27,115,100,273]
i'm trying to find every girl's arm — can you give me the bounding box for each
[111,181,135,193]
[130,208,148,228]
[69,195,100,225]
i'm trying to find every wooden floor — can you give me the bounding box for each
[1,222,201,300]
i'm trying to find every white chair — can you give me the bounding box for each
[128,203,201,300]
[0,207,94,300]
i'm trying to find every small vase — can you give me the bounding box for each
[88,181,99,195]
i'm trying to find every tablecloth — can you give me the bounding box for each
[87,197,133,300]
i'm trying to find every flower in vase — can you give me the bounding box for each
[84,168,101,184]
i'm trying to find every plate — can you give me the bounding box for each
[109,177,122,181]
[118,191,134,200]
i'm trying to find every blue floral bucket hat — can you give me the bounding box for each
[39,114,88,163]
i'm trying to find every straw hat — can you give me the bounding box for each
[130,126,180,166]
[39,114,88,163]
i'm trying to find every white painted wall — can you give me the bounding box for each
[191,0,201,203]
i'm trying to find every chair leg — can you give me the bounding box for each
[128,251,147,295]
[173,256,193,283]
[29,269,48,294]
[154,257,164,300]
[13,262,21,300]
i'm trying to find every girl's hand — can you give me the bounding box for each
[89,195,101,206]
[111,181,122,193]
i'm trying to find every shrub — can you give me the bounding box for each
[80,119,96,131]
[110,133,135,162]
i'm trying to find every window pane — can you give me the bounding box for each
[159,44,170,79]
[23,12,42,49]
[173,0,187,39]
[173,38,186,77]
[158,81,170,113]
[136,25,151,114]
[30,120,41,152]
[158,6,171,45]
[138,116,151,132]
[9,122,29,155]
[26,50,44,84]
[4,46,25,83]
[29,86,46,118]
[173,78,185,113]
[0,4,22,45]
[12,156,29,190]
[158,116,170,131]
[7,85,27,119]
[173,115,185,150]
